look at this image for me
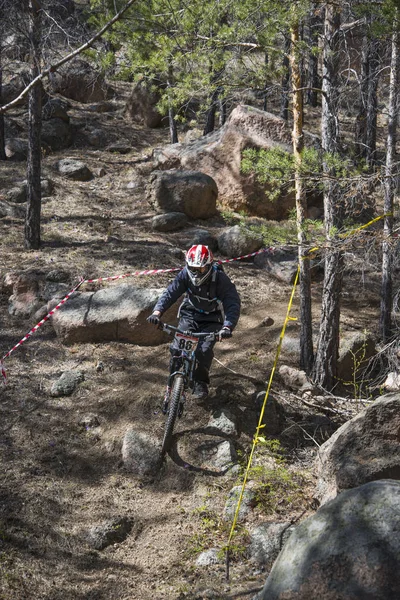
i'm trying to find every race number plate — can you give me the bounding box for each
[175,333,199,352]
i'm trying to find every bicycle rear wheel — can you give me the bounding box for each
[161,374,184,456]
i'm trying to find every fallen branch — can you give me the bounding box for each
[213,357,264,385]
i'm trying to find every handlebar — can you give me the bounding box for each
[158,321,218,341]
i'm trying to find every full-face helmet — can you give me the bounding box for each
[185,244,214,286]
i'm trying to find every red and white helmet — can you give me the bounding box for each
[185,244,214,286]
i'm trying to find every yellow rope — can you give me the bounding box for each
[225,266,300,576]
[224,212,390,579]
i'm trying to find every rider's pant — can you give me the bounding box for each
[169,315,221,384]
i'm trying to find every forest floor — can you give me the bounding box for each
[0,87,386,600]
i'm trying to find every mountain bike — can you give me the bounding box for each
[158,322,218,457]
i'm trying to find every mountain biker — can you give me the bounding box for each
[147,244,241,400]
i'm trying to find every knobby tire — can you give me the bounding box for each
[161,374,184,456]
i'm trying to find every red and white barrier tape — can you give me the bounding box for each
[1,247,275,384]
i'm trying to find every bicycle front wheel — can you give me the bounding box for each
[161,374,184,456]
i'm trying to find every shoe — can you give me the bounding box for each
[193,381,209,400]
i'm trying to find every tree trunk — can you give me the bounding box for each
[290,21,314,374]
[312,2,343,391]
[219,92,227,126]
[380,22,399,341]
[25,0,42,250]
[306,7,320,107]
[280,36,291,121]
[354,18,370,161]
[203,87,219,135]
[0,12,6,161]
[365,37,382,168]
[167,63,178,144]
[263,53,269,111]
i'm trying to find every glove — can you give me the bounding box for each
[218,326,232,341]
[147,312,161,326]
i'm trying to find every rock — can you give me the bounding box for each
[87,516,133,550]
[151,212,188,232]
[195,548,222,566]
[5,186,26,204]
[315,393,400,505]
[189,229,219,252]
[206,408,238,437]
[107,142,132,154]
[51,59,110,103]
[121,428,162,477]
[85,128,109,148]
[79,414,101,430]
[258,480,400,600]
[8,273,41,317]
[254,247,299,284]
[57,159,93,181]
[5,138,28,161]
[152,105,310,217]
[50,284,179,345]
[217,225,263,258]
[42,118,72,150]
[46,269,69,283]
[50,370,84,397]
[249,522,295,567]
[382,371,400,391]
[337,331,377,386]
[148,170,218,219]
[200,439,238,471]
[124,79,165,128]
[223,485,256,521]
[0,201,26,219]
[42,98,70,122]
[278,366,308,390]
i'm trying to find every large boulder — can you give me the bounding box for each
[152,105,312,218]
[147,170,218,219]
[50,59,110,103]
[315,393,400,505]
[124,80,165,128]
[50,284,179,345]
[42,118,73,150]
[257,480,400,600]
[217,225,263,257]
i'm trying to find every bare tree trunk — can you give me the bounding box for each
[0,7,6,160]
[380,22,399,341]
[354,18,370,161]
[219,93,227,126]
[203,87,219,135]
[312,2,343,391]
[167,63,178,144]
[25,0,42,250]
[306,7,320,107]
[290,21,314,374]
[365,37,382,168]
[263,53,269,111]
[280,36,291,121]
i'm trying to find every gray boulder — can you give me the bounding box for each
[87,516,133,550]
[57,159,93,181]
[315,393,400,505]
[51,59,110,103]
[254,247,298,284]
[337,331,376,385]
[0,201,26,219]
[122,428,162,477]
[217,225,263,258]
[148,170,218,219]
[223,485,256,521]
[50,284,178,345]
[124,79,165,128]
[50,370,84,397]
[5,138,28,161]
[258,480,400,600]
[151,212,188,232]
[249,522,295,568]
[42,118,72,150]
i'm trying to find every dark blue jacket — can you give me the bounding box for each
[153,265,241,329]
